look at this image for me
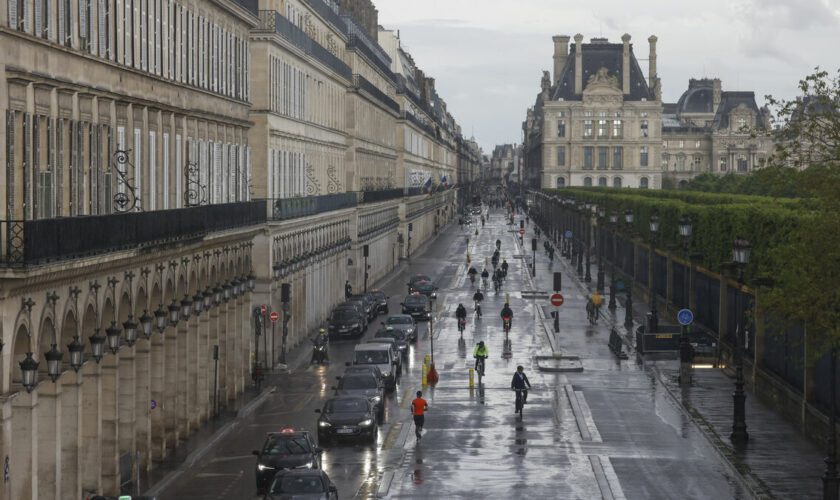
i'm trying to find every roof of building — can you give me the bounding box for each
[713,91,768,130]
[676,82,716,114]
[550,41,654,101]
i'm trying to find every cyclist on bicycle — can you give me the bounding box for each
[587,291,603,323]
[500,302,514,330]
[495,239,502,251]
[500,259,509,277]
[467,266,478,284]
[511,365,532,405]
[481,268,490,287]
[455,303,467,329]
[472,290,484,317]
[473,341,489,372]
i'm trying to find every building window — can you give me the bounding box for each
[695,140,701,148]
[640,120,649,137]
[597,119,608,138]
[641,112,649,118]
[583,147,593,169]
[677,154,686,171]
[583,120,593,138]
[613,177,622,188]
[556,176,565,188]
[640,146,649,167]
[694,154,702,169]
[737,154,748,172]
[640,177,649,189]
[583,176,592,187]
[613,147,623,170]
[678,140,684,148]
[597,147,608,169]
[584,111,593,117]
[557,111,566,117]
[612,120,622,138]
[719,156,727,171]
[557,146,565,166]
[557,120,566,137]
[662,153,670,168]
[736,117,747,130]
[598,176,607,187]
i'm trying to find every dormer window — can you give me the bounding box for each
[736,117,747,129]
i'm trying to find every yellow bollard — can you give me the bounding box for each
[422,363,428,387]
[468,368,474,389]
[505,292,510,304]
[424,354,431,366]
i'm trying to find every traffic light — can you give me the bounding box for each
[363,244,369,257]
[280,283,291,303]
[553,272,562,291]
[531,238,537,251]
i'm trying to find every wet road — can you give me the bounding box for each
[156,207,750,499]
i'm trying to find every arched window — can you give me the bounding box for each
[598,177,607,187]
[613,177,622,188]
[583,177,593,187]
[639,177,649,189]
[556,176,565,188]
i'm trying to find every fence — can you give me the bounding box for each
[266,193,358,220]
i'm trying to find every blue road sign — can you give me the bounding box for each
[564,230,573,239]
[150,399,158,410]
[677,309,694,326]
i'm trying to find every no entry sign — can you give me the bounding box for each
[260,304,267,315]
[518,228,526,236]
[269,311,280,323]
[550,293,564,307]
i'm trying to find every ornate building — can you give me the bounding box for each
[523,34,772,190]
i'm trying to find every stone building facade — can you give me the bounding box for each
[0,0,470,498]
[522,34,772,190]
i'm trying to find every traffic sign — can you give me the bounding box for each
[677,309,694,326]
[270,311,280,323]
[518,228,526,236]
[260,304,267,315]
[150,399,157,410]
[550,293,564,307]
[564,230,573,239]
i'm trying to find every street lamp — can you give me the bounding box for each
[181,294,193,321]
[192,292,204,316]
[273,262,282,280]
[18,352,39,393]
[678,215,693,388]
[139,310,154,339]
[248,272,256,292]
[105,321,122,355]
[624,210,634,328]
[154,304,168,333]
[67,336,85,372]
[585,205,595,283]
[648,215,660,332]
[213,284,223,306]
[223,282,232,302]
[168,299,180,326]
[89,328,106,363]
[122,315,138,347]
[203,287,213,311]
[596,207,606,291]
[608,213,619,309]
[45,344,63,382]
[730,236,751,447]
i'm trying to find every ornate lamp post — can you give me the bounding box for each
[44,344,63,382]
[192,292,204,317]
[597,207,606,291]
[623,209,635,328]
[139,310,154,340]
[608,213,618,310]
[648,215,660,332]
[824,346,839,499]
[730,236,751,447]
[585,204,595,283]
[122,315,138,347]
[67,336,85,372]
[180,294,193,322]
[19,352,39,393]
[105,321,122,355]
[678,215,693,387]
[154,304,168,333]
[89,328,106,363]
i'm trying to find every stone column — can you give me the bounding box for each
[197,310,210,424]
[621,34,631,94]
[150,334,166,460]
[60,371,82,500]
[134,340,152,473]
[37,381,61,499]
[232,296,243,396]
[163,327,179,447]
[186,316,199,432]
[208,304,221,416]
[100,354,120,494]
[117,348,136,481]
[80,363,102,495]
[11,392,37,500]
[176,319,189,436]
[222,301,234,404]
[574,34,583,95]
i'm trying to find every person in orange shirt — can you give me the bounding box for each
[411,391,429,442]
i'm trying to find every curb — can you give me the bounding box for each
[651,366,774,500]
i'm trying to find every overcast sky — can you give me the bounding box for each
[374,0,840,152]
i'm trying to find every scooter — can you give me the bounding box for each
[311,339,329,364]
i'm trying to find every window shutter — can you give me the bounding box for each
[9,0,17,29]
[175,134,182,208]
[78,0,87,43]
[133,128,142,206]
[245,146,250,200]
[124,0,131,65]
[22,0,30,32]
[213,141,220,203]
[148,130,155,209]
[204,139,210,202]
[34,0,42,37]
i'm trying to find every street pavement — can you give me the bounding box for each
[147,206,803,499]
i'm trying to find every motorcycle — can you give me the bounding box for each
[311,338,329,364]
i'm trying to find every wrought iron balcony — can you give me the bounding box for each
[265,193,359,221]
[258,11,352,80]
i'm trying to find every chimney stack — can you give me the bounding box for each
[552,35,570,85]
[648,35,658,89]
[712,78,722,111]
[621,34,631,94]
[574,34,583,94]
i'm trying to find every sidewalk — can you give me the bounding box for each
[532,216,826,500]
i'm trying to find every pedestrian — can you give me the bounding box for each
[412,391,428,441]
[344,280,352,299]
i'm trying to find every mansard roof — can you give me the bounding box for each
[550,41,654,101]
[713,91,768,130]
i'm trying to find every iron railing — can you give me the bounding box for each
[404,112,437,138]
[259,11,352,80]
[266,193,358,220]
[359,189,406,204]
[1,202,266,267]
[232,0,258,15]
[355,75,400,115]
[346,34,395,82]
[301,0,346,34]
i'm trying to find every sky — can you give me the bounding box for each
[373,0,840,152]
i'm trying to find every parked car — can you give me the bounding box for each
[252,428,322,494]
[374,326,409,358]
[370,289,389,314]
[264,469,338,499]
[343,364,385,387]
[383,315,418,342]
[350,293,377,320]
[365,338,402,376]
[327,308,365,339]
[352,343,398,392]
[335,301,368,329]
[316,397,378,444]
[333,373,384,420]
[401,293,430,321]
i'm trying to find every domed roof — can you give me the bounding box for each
[677,85,714,113]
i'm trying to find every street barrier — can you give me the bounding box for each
[635,325,682,353]
[608,329,628,359]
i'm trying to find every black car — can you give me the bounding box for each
[253,429,322,494]
[327,308,365,339]
[335,302,368,328]
[316,397,378,444]
[412,280,438,300]
[265,469,338,500]
[401,293,430,320]
[343,364,385,386]
[350,293,377,320]
[407,273,432,293]
[383,314,418,342]
[370,289,389,314]
[333,374,385,419]
[375,327,409,357]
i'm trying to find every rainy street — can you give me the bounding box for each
[151,207,748,499]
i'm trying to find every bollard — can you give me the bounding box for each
[468,368,475,389]
[422,363,428,387]
[505,292,510,304]
[424,354,431,366]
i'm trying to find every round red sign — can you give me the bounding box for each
[269,311,280,322]
[550,293,564,307]
[518,228,526,235]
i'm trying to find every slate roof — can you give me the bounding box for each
[676,83,715,113]
[550,42,654,101]
[712,91,768,130]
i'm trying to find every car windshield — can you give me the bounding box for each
[386,317,413,325]
[410,275,430,284]
[333,311,356,321]
[354,350,390,364]
[376,330,403,341]
[327,399,369,413]
[262,435,311,455]
[371,291,385,299]
[339,376,378,390]
[270,476,326,494]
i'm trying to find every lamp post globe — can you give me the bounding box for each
[203,287,213,311]
[678,215,693,239]
[45,344,64,382]
[192,292,204,316]
[273,262,282,280]
[122,315,138,347]
[609,213,618,225]
[213,284,223,306]
[223,282,232,302]
[624,209,634,225]
[154,304,168,333]
[649,215,660,234]
[105,321,122,355]
[248,272,256,291]
[19,352,39,393]
[168,299,181,326]
[139,310,154,339]
[89,328,106,363]
[181,294,193,321]
[68,336,85,372]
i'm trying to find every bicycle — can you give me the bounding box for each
[457,317,466,334]
[502,316,512,334]
[586,301,598,325]
[474,301,482,318]
[514,388,525,418]
[469,274,476,286]
[475,356,486,384]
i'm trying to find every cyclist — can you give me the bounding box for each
[455,303,467,331]
[501,259,509,279]
[467,266,478,285]
[473,341,489,373]
[481,216,485,227]
[472,289,484,317]
[587,291,603,323]
[510,365,532,406]
[495,239,502,251]
[411,391,429,441]
[481,268,490,288]
[500,302,514,330]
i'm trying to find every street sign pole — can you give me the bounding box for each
[678,309,694,387]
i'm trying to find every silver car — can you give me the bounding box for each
[383,315,417,343]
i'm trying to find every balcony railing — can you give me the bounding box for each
[355,75,400,115]
[259,11,352,80]
[1,202,266,267]
[404,112,437,138]
[266,193,358,220]
[301,0,346,34]
[359,189,408,204]
[232,0,259,15]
